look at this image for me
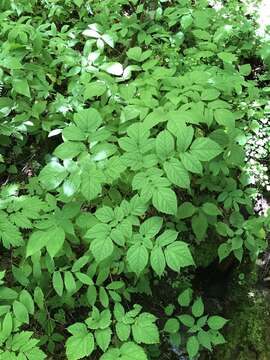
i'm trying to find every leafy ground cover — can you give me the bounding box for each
[0,0,270,359]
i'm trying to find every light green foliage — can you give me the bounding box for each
[0,0,269,359]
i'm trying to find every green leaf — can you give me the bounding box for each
[99,287,109,308]
[64,271,77,293]
[96,328,112,352]
[168,122,193,153]
[155,130,175,160]
[90,237,114,263]
[71,256,90,272]
[178,202,196,219]
[62,125,86,141]
[191,212,208,241]
[75,272,93,285]
[53,271,64,296]
[218,52,237,63]
[150,246,165,276]
[180,152,202,174]
[66,333,94,360]
[13,300,29,324]
[202,202,221,216]
[127,47,142,61]
[102,33,115,47]
[85,223,110,240]
[140,217,163,238]
[165,241,194,271]
[132,313,159,344]
[74,108,102,133]
[187,336,200,359]
[120,342,148,359]
[190,138,222,161]
[239,64,252,76]
[34,287,44,310]
[192,297,204,317]
[218,243,232,262]
[230,234,242,249]
[198,330,212,351]
[54,142,84,160]
[116,322,131,341]
[100,342,147,360]
[214,109,235,128]
[84,81,106,100]
[127,244,148,276]
[13,79,31,97]
[46,227,65,258]
[95,206,114,223]
[178,288,193,307]
[164,318,180,333]
[201,89,220,101]
[2,312,13,338]
[74,0,83,5]
[164,159,190,189]
[26,231,48,257]
[143,109,168,129]
[39,162,68,190]
[197,315,208,328]
[209,330,226,345]
[152,187,177,215]
[19,290,34,315]
[207,316,228,330]
[81,172,101,201]
[0,287,17,300]
[106,281,124,290]
[82,28,101,38]
[178,314,195,327]
[68,323,88,337]
[156,230,178,247]
[101,62,123,76]
[1,57,22,69]
[181,14,193,29]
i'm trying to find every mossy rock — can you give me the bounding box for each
[212,261,270,360]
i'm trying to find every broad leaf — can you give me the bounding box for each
[26,231,48,257]
[192,297,204,317]
[96,328,112,352]
[53,271,64,296]
[164,158,190,189]
[155,130,175,160]
[208,316,228,330]
[214,109,235,128]
[132,313,159,344]
[165,241,194,271]
[84,81,106,100]
[90,237,114,263]
[150,246,165,276]
[39,162,68,190]
[100,342,147,360]
[180,153,202,174]
[187,336,200,359]
[66,333,94,360]
[190,138,222,161]
[46,226,65,258]
[127,244,148,276]
[13,301,29,324]
[152,187,177,215]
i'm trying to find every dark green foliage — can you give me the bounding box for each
[0,0,270,359]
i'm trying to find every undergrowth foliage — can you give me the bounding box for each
[0,0,270,359]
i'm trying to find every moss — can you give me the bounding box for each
[213,261,270,360]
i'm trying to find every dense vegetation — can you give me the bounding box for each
[0,0,270,359]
